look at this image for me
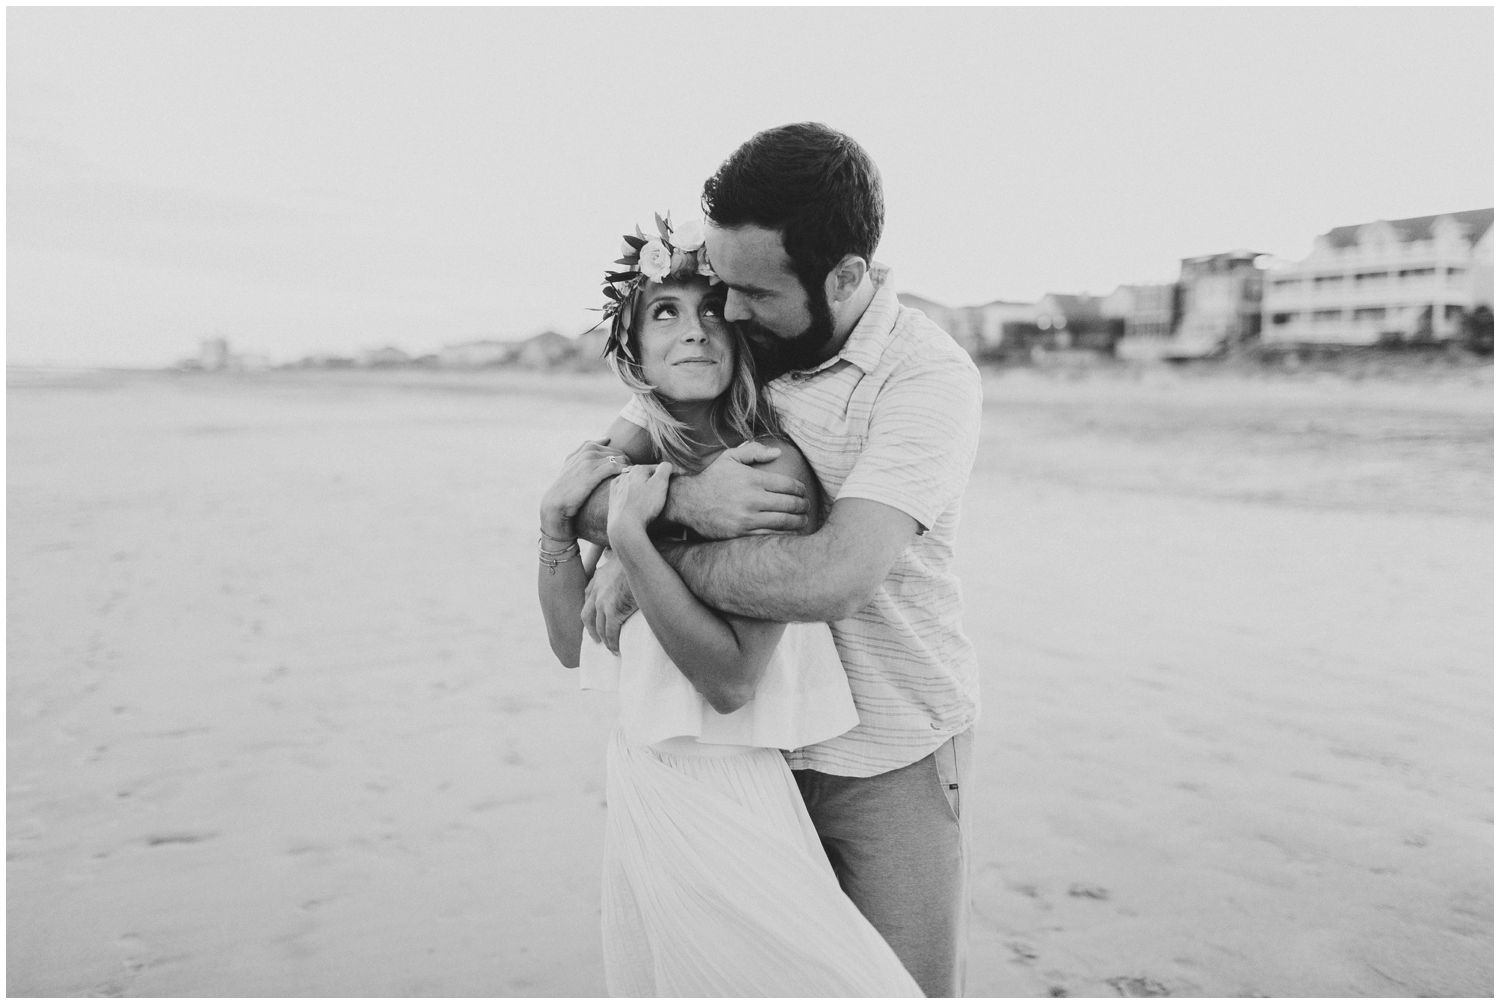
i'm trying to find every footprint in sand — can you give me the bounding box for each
[1105,975,1171,997]
[142,831,217,847]
[1067,883,1110,900]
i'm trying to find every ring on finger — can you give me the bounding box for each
[606,455,630,469]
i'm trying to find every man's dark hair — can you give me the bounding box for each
[702,122,884,296]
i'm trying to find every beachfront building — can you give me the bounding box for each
[1033,292,1116,352]
[200,337,230,371]
[954,300,1041,359]
[897,293,1039,358]
[1260,209,1494,346]
[360,346,412,368]
[1105,283,1182,361]
[899,292,1050,360]
[1171,250,1265,355]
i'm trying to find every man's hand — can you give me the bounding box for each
[582,556,638,655]
[668,441,811,539]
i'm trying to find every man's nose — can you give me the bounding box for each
[724,291,752,323]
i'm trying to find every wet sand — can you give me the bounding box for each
[6,363,1492,997]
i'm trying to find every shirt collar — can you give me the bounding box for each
[800,263,898,377]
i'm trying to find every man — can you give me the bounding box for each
[578,122,982,997]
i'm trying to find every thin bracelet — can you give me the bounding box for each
[538,537,580,575]
[539,552,579,575]
[539,528,576,547]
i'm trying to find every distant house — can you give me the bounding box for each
[514,330,576,369]
[897,293,1037,358]
[295,353,357,369]
[1170,249,1265,356]
[953,300,1039,358]
[1261,209,1494,347]
[360,346,412,368]
[439,339,515,368]
[1106,283,1181,361]
[200,337,229,371]
[1034,293,1116,352]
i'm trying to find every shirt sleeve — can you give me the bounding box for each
[618,394,650,429]
[834,352,983,532]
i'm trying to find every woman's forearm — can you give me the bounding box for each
[538,549,588,668]
[610,525,779,714]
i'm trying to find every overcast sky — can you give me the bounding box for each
[7,7,1494,367]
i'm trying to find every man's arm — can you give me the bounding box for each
[663,497,917,622]
[574,418,811,547]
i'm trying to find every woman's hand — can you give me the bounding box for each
[540,438,631,541]
[607,462,673,548]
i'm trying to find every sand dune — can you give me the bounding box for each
[6,364,1492,997]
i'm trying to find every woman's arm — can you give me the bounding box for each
[606,438,821,713]
[537,439,629,667]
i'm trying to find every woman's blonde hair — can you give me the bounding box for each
[604,280,782,473]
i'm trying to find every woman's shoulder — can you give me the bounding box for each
[750,433,813,481]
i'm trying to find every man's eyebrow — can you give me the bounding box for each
[723,281,773,295]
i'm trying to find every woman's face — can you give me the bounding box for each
[633,278,735,403]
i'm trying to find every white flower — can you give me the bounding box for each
[670,218,706,252]
[638,239,672,282]
[697,250,719,284]
[695,241,719,283]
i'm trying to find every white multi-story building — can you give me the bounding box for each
[1261,209,1493,346]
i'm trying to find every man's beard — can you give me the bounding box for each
[741,290,837,381]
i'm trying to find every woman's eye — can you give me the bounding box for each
[703,303,725,319]
[650,304,678,320]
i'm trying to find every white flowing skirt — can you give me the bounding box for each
[600,727,923,997]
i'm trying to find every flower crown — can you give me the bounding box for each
[601,212,719,362]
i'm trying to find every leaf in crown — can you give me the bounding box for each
[655,212,672,243]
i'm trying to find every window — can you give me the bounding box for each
[1313,274,1345,288]
[1353,307,1386,321]
[1446,267,1467,279]
[1272,278,1301,290]
[1313,309,1343,322]
[1444,305,1465,320]
[1354,271,1389,285]
[1398,267,1435,280]
[1272,312,1296,325]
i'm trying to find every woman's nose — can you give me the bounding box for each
[681,316,706,342]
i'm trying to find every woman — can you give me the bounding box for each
[537,215,921,997]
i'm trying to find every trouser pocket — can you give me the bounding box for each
[932,730,970,821]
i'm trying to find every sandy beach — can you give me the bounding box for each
[6,362,1492,997]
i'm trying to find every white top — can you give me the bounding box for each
[580,613,858,752]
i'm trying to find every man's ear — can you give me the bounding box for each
[825,255,869,305]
